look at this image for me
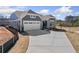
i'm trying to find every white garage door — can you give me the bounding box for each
[23,21,41,31]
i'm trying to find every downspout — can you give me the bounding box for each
[22,19,24,32]
[18,18,22,32]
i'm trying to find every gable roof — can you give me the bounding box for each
[12,9,40,19]
[13,11,28,19]
[10,10,56,21]
[41,15,55,21]
[47,15,55,17]
[27,9,39,14]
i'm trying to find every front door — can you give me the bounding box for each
[42,21,47,29]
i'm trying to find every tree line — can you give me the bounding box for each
[57,15,79,27]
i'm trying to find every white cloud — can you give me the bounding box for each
[0,6,28,17]
[53,14,61,20]
[52,6,74,20]
[0,6,27,15]
[54,6,73,14]
[37,9,49,15]
[0,6,16,15]
[0,9,15,14]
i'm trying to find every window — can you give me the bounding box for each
[29,22,32,24]
[24,21,39,24]
[30,15,36,18]
[24,22,28,24]
[50,23,52,26]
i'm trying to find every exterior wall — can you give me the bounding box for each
[47,20,51,29]
[22,15,41,21]
[42,20,56,29]
[40,21,43,29]
[9,20,20,31]
[49,20,56,28]
[23,21,41,31]
[19,19,23,31]
[10,13,18,20]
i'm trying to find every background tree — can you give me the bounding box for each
[74,16,79,26]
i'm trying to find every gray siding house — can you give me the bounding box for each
[10,10,56,31]
[10,10,42,31]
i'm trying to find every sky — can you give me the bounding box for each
[0,6,79,20]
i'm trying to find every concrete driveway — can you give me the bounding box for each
[27,30,75,53]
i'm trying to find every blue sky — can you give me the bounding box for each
[0,6,79,20]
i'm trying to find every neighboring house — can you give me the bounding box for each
[10,9,56,31]
[41,15,56,29]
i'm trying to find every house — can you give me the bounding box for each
[10,10,56,31]
[41,15,56,30]
[10,10,42,31]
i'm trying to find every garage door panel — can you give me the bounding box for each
[23,21,41,31]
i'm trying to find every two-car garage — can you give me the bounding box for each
[23,21,41,31]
